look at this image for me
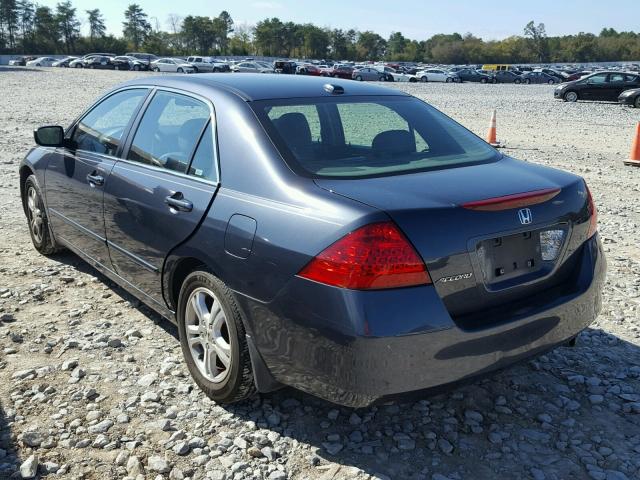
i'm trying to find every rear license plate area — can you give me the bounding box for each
[477,231,542,285]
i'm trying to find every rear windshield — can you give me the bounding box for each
[252,96,500,178]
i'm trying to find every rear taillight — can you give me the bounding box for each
[586,185,597,238]
[298,221,431,290]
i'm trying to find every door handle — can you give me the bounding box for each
[86,172,104,186]
[165,192,193,212]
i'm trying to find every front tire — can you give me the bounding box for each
[153,67,160,72]
[177,270,256,404]
[480,78,487,84]
[133,64,140,71]
[524,78,531,84]
[445,77,452,83]
[548,79,555,85]
[515,78,521,84]
[23,175,61,255]
[634,96,640,108]
[564,91,578,102]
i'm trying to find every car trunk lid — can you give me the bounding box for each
[315,157,592,325]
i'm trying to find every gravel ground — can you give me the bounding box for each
[1,67,640,480]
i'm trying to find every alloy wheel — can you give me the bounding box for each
[565,91,578,102]
[184,287,232,383]
[26,186,44,244]
[635,96,640,108]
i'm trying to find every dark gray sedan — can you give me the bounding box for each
[20,75,605,407]
[352,67,387,81]
[522,71,560,84]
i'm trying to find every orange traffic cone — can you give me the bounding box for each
[486,109,500,147]
[624,122,640,167]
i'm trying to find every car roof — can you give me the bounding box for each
[121,73,410,101]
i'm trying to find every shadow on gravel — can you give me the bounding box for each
[0,328,20,476]
[42,251,640,479]
[48,250,178,339]
[0,66,43,73]
[0,401,19,478]
[223,330,640,480]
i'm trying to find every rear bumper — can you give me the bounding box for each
[238,235,605,407]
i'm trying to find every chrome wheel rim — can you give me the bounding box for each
[185,287,232,383]
[27,186,43,244]
[566,92,577,102]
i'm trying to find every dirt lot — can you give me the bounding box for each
[0,67,639,480]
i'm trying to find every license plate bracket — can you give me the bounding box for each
[477,231,543,285]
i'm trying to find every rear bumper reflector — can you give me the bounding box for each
[461,188,561,211]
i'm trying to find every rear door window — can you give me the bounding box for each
[72,88,148,156]
[127,91,210,174]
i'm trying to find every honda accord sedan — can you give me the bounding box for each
[20,75,605,407]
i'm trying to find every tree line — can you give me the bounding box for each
[1,1,639,63]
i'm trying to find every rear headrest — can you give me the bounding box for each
[274,112,312,145]
[372,130,416,155]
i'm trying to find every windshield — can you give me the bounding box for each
[252,96,500,179]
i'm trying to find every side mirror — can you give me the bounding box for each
[34,125,64,147]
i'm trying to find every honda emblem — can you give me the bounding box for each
[518,208,533,225]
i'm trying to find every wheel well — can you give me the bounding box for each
[167,257,206,311]
[19,166,34,214]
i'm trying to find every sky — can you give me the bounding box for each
[40,0,640,40]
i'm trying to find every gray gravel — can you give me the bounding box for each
[0,67,640,479]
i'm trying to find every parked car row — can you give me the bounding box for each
[554,71,640,106]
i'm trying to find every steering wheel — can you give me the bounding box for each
[156,151,188,168]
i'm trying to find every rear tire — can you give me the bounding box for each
[177,270,256,404]
[355,75,363,81]
[548,79,555,85]
[153,67,160,72]
[481,78,487,84]
[524,78,531,84]
[420,76,428,82]
[515,78,521,84]
[445,77,452,83]
[177,67,184,73]
[75,63,82,68]
[564,91,578,102]
[22,175,62,256]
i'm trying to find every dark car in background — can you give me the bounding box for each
[52,56,78,68]
[618,87,640,108]
[83,55,116,70]
[274,60,297,74]
[522,71,559,84]
[494,71,523,84]
[69,53,116,68]
[20,74,604,408]
[112,56,149,71]
[555,71,640,102]
[456,69,496,83]
[125,52,158,66]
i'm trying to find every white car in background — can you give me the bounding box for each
[230,61,274,73]
[414,68,459,83]
[375,66,415,82]
[151,58,195,73]
[26,57,57,67]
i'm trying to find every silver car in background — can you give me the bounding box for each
[231,61,274,73]
[352,67,387,81]
[151,58,195,73]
